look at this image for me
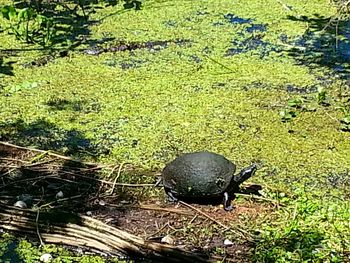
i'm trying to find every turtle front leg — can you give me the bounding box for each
[154,177,163,187]
[223,192,234,211]
[166,190,178,203]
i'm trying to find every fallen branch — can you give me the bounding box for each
[0,205,215,262]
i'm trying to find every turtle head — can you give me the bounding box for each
[233,164,257,185]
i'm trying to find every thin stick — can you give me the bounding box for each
[276,0,293,11]
[178,201,230,231]
[38,195,82,209]
[147,222,170,239]
[59,170,154,187]
[0,157,29,163]
[106,203,193,216]
[25,158,59,167]
[0,141,102,167]
[108,162,128,195]
[204,54,236,73]
[36,210,44,246]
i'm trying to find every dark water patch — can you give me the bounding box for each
[286,84,318,94]
[202,46,213,54]
[226,37,277,57]
[224,13,252,24]
[242,81,270,91]
[213,21,225,27]
[212,82,226,89]
[84,39,190,55]
[21,50,69,68]
[223,14,275,58]
[45,98,101,113]
[120,59,145,69]
[196,10,210,16]
[280,34,289,43]
[163,20,177,27]
[189,55,202,63]
[246,24,267,33]
[104,57,145,69]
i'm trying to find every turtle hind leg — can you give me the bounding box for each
[223,192,234,211]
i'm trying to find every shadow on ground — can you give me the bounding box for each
[0,57,14,76]
[0,118,110,157]
[285,14,350,80]
[0,0,142,52]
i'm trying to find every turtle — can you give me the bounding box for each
[162,151,257,211]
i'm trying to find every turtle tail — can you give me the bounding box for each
[234,164,257,184]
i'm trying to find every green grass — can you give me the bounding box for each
[0,0,349,262]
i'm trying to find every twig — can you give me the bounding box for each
[38,195,83,209]
[276,0,293,11]
[204,54,236,73]
[146,222,170,239]
[178,201,230,231]
[107,162,128,195]
[59,169,154,187]
[25,158,59,167]
[36,210,44,246]
[0,141,103,167]
[189,214,198,224]
[0,157,29,163]
[106,203,193,216]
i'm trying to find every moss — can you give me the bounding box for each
[0,0,349,261]
[0,0,348,181]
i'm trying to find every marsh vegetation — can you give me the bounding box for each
[0,0,349,262]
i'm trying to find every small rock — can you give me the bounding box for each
[98,200,106,206]
[40,253,53,262]
[86,211,92,216]
[55,191,64,199]
[224,239,233,246]
[14,201,27,209]
[17,194,33,205]
[75,247,83,254]
[161,235,175,245]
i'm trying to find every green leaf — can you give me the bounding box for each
[17,8,34,21]
[1,6,11,20]
[280,109,297,122]
[288,98,303,108]
[8,6,17,21]
[341,115,350,124]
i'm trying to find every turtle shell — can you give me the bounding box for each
[162,151,236,198]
